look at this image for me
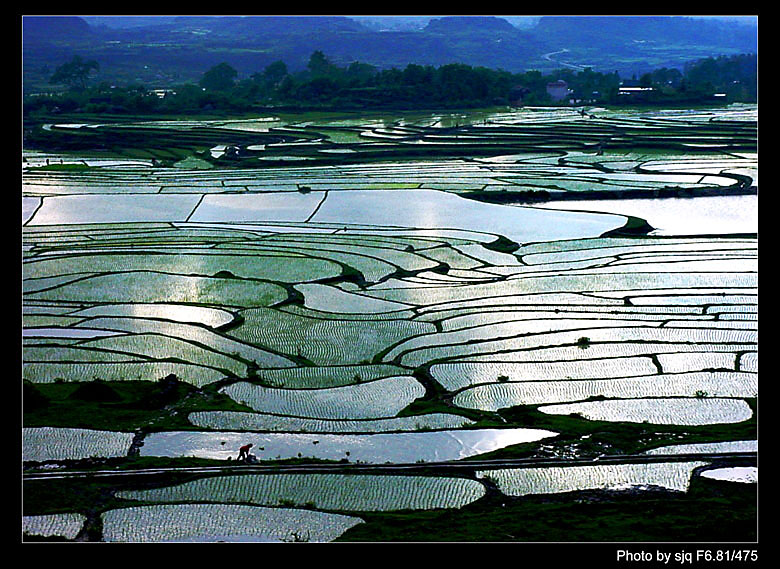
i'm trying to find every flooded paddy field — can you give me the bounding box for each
[22,105,757,542]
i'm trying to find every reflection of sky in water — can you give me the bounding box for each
[27,194,202,225]
[190,193,323,223]
[536,195,757,236]
[22,197,41,224]
[700,466,757,483]
[140,428,557,463]
[22,327,123,339]
[295,283,412,313]
[312,190,624,243]
[70,303,234,328]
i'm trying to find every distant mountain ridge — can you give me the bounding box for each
[424,16,518,33]
[23,15,758,92]
[22,16,92,38]
[534,16,757,50]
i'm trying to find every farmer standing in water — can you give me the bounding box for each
[238,443,253,461]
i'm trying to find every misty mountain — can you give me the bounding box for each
[534,16,757,51]
[424,16,518,33]
[22,16,92,39]
[22,15,758,92]
[80,16,179,29]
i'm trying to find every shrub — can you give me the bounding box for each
[67,379,121,402]
[23,381,48,411]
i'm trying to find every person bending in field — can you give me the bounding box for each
[238,443,253,461]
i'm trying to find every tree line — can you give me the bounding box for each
[24,51,757,117]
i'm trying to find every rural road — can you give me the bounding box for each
[22,451,757,481]
[542,48,587,71]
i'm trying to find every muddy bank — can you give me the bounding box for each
[462,185,758,205]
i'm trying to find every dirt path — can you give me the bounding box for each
[23,451,757,482]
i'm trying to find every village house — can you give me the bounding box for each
[546,80,571,102]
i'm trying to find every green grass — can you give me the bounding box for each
[482,235,520,254]
[23,379,254,432]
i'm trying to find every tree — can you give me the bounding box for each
[49,55,99,90]
[263,60,288,85]
[345,61,377,84]
[199,62,238,91]
[307,51,335,78]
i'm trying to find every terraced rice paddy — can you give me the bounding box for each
[22,427,135,462]
[101,504,363,543]
[537,398,754,425]
[476,461,708,496]
[22,513,87,540]
[222,375,426,419]
[116,473,486,511]
[22,104,757,542]
[187,410,476,432]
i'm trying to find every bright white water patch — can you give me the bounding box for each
[27,194,202,225]
[538,398,753,425]
[117,473,486,512]
[22,197,41,224]
[700,466,757,484]
[187,411,475,433]
[656,352,737,373]
[222,376,425,419]
[70,303,235,328]
[311,189,625,243]
[51,123,91,129]
[257,155,314,161]
[189,192,323,223]
[295,283,412,313]
[22,513,86,540]
[536,195,757,236]
[101,504,363,543]
[23,427,135,462]
[477,461,707,496]
[645,440,757,455]
[139,428,558,463]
